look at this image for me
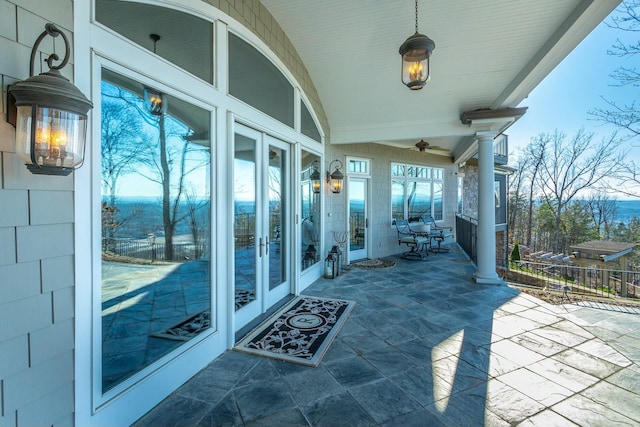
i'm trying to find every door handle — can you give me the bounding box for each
[365,218,369,228]
[258,237,263,257]
[265,236,269,255]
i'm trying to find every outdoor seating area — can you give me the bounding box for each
[134,244,640,427]
[395,217,454,259]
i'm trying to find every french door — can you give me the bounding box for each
[348,177,369,261]
[233,124,290,330]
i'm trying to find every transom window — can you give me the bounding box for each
[391,163,444,223]
[348,158,370,176]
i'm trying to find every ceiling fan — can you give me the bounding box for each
[412,139,445,152]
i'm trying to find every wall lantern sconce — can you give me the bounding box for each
[310,160,321,194]
[399,0,435,90]
[143,87,167,116]
[7,23,93,176]
[326,159,344,194]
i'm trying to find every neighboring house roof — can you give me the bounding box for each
[261,0,621,162]
[571,240,637,262]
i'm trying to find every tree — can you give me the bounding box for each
[590,0,640,140]
[535,129,623,252]
[507,155,530,244]
[510,242,521,262]
[523,137,547,247]
[586,192,618,239]
[101,86,151,206]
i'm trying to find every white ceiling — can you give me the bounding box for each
[261,0,621,161]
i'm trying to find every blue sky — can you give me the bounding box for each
[507,4,639,197]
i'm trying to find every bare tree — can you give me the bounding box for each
[138,116,209,261]
[536,129,623,252]
[590,0,640,139]
[507,155,530,244]
[101,88,150,206]
[586,192,618,239]
[524,136,548,247]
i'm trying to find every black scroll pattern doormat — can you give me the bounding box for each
[235,296,355,366]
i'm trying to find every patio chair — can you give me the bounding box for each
[395,220,429,259]
[422,216,453,253]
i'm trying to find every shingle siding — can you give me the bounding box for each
[0,1,76,425]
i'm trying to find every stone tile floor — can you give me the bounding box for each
[133,245,640,426]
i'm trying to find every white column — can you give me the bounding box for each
[474,131,502,284]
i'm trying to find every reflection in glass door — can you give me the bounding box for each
[100,69,212,392]
[349,178,368,261]
[301,151,321,271]
[233,125,289,330]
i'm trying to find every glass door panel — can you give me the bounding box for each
[301,151,321,271]
[234,126,290,330]
[234,132,258,316]
[265,138,290,306]
[349,178,368,261]
[100,69,212,392]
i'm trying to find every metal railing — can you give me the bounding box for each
[509,260,639,300]
[103,239,208,262]
[456,214,477,264]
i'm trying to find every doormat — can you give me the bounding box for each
[152,289,257,341]
[235,296,355,366]
[151,310,210,341]
[352,258,396,269]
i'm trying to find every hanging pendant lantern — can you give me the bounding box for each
[399,0,435,90]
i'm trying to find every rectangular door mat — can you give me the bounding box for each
[235,296,355,367]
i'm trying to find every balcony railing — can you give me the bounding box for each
[508,260,639,301]
[456,214,477,264]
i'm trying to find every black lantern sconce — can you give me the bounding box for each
[7,23,93,176]
[399,0,435,90]
[310,160,321,194]
[143,87,167,116]
[326,159,344,194]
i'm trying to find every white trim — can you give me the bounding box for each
[75,1,329,423]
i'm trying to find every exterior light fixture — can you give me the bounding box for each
[399,0,435,90]
[326,159,344,194]
[143,34,167,116]
[310,160,321,194]
[7,23,93,175]
[144,87,166,116]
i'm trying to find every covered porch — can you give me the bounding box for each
[134,245,640,426]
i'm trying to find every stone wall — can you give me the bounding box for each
[0,1,76,426]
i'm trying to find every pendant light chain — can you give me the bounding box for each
[415,0,419,33]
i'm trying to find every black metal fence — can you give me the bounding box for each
[510,260,639,300]
[456,214,477,264]
[104,239,208,262]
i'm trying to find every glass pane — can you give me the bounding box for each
[96,0,213,84]
[229,33,294,127]
[301,151,321,271]
[457,176,463,215]
[433,182,444,220]
[348,160,368,174]
[101,70,211,392]
[407,181,430,222]
[268,146,285,289]
[414,166,427,179]
[391,163,404,177]
[301,101,321,142]
[234,134,257,310]
[391,180,405,223]
[349,180,366,250]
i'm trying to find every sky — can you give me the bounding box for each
[506,3,639,198]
